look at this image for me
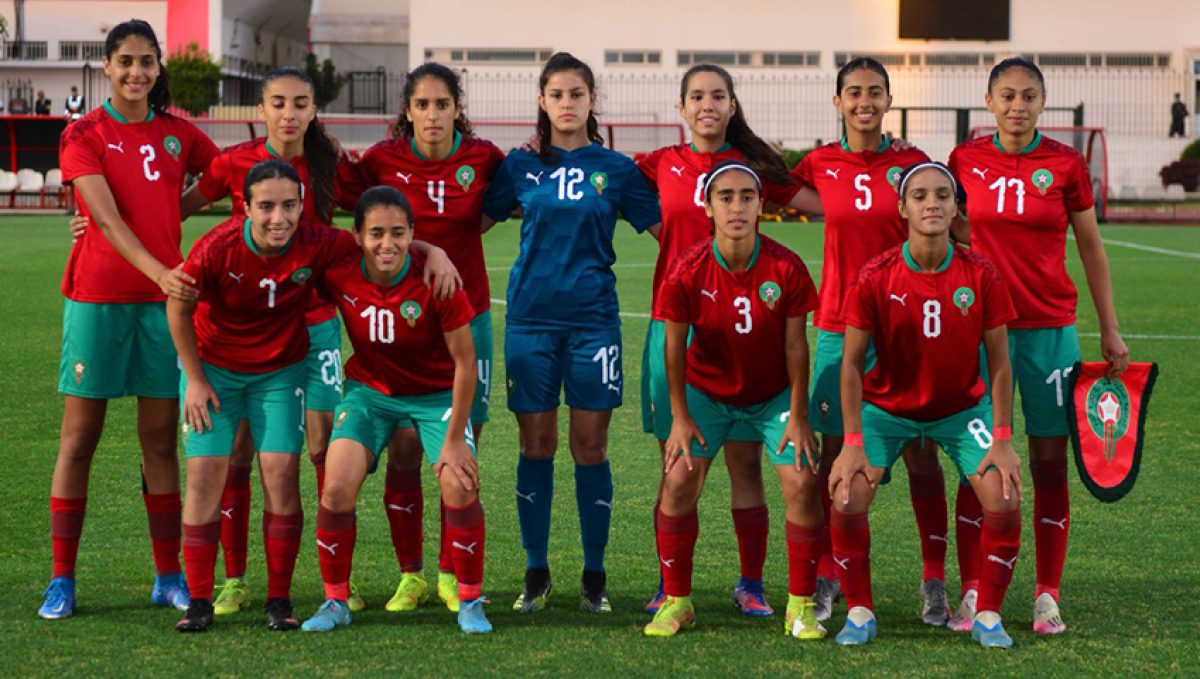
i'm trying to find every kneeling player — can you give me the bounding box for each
[829,162,1023,648]
[646,161,824,639]
[168,160,356,632]
[300,186,490,634]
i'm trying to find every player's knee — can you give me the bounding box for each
[438,475,476,508]
[321,480,357,512]
[660,474,701,513]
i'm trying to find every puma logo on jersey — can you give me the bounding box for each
[1039,517,1068,530]
[228,272,244,284]
[889,293,908,306]
[833,556,851,570]
[342,294,358,308]
[107,142,125,154]
[387,503,415,514]
[516,490,536,503]
[452,541,478,555]
[825,168,841,180]
[395,171,412,184]
[594,499,612,510]
[526,171,543,185]
[972,167,990,180]
[670,165,684,177]
[957,515,983,528]
[316,539,339,555]
[987,554,1018,570]
[700,289,718,302]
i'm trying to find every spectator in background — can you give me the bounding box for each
[65,86,84,120]
[35,90,52,115]
[1170,93,1188,138]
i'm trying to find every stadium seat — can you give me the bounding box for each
[0,172,17,192]
[44,168,63,189]
[1164,185,1187,201]
[1118,185,1139,200]
[17,170,44,191]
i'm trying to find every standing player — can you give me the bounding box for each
[168,160,356,632]
[829,162,1023,648]
[791,58,950,625]
[300,186,490,635]
[337,62,504,615]
[646,161,825,639]
[39,19,219,619]
[482,52,662,613]
[637,64,810,616]
[947,58,1129,634]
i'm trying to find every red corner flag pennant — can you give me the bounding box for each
[1065,361,1159,503]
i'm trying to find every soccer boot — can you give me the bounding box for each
[785,595,827,640]
[458,597,493,634]
[1033,592,1067,635]
[385,572,429,612]
[150,572,190,611]
[512,568,552,613]
[813,576,841,622]
[947,588,977,632]
[972,611,1014,649]
[264,597,300,631]
[835,606,878,646]
[643,595,695,637]
[732,577,774,617]
[347,579,366,613]
[301,599,351,632]
[580,570,611,613]
[176,598,214,632]
[437,571,460,612]
[212,577,251,615]
[38,577,76,620]
[920,578,950,626]
[644,581,667,615]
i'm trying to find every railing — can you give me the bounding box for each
[1,42,49,61]
[59,41,105,62]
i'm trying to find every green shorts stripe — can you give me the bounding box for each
[59,299,179,399]
[331,380,476,469]
[181,361,306,458]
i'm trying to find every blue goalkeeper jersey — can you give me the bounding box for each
[484,143,661,330]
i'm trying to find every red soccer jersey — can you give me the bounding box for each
[791,139,931,332]
[843,244,1017,421]
[638,144,800,310]
[320,250,475,396]
[340,134,505,315]
[656,235,818,407]
[183,217,356,373]
[948,132,1094,328]
[196,138,351,326]
[59,103,219,303]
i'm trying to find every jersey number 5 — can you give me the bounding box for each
[854,173,872,211]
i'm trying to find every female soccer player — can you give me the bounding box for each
[482,52,661,613]
[39,19,219,620]
[790,57,950,624]
[299,186,490,634]
[637,64,812,616]
[168,160,356,632]
[337,62,504,615]
[646,161,824,639]
[829,162,1022,648]
[947,58,1129,635]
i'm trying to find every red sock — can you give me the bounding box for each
[311,450,327,504]
[1031,457,1069,601]
[830,509,872,610]
[445,500,486,602]
[732,504,769,581]
[50,496,87,578]
[438,500,453,572]
[182,521,221,601]
[220,464,252,578]
[316,506,355,601]
[786,521,823,597]
[656,508,698,597]
[955,483,983,595]
[908,469,948,582]
[977,509,1022,614]
[263,511,303,600]
[384,466,424,572]
[143,491,182,575]
[816,462,835,579]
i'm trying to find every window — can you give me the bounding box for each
[425,48,552,65]
[834,52,907,67]
[762,51,820,68]
[1036,53,1087,67]
[922,53,985,66]
[604,50,662,66]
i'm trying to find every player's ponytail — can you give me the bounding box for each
[104,19,172,115]
[680,64,790,186]
[261,67,338,225]
[536,52,604,165]
[393,62,475,140]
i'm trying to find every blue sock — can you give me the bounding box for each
[575,460,613,573]
[516,455,553,570]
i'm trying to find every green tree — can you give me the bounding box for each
[305,53,344,109]
[167,43,221,116]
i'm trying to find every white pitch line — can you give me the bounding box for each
[1079,332,1200,341]
[1071,234,1200,260]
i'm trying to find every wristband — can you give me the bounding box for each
[993,426,1012,441]
[844,432,864,447]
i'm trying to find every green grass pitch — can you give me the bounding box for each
[0,215,1197,676]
